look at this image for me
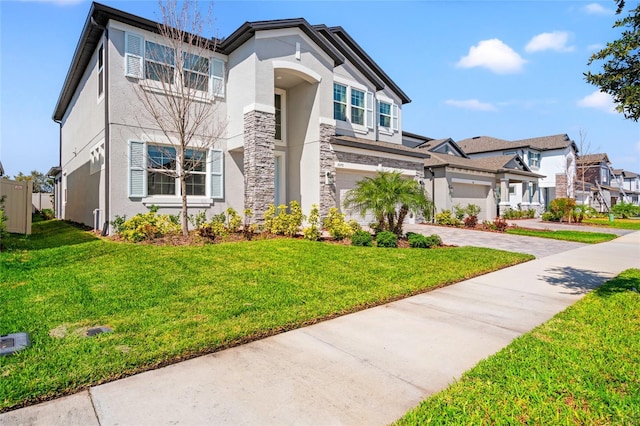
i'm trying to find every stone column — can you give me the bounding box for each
[319,123,337,217]
[243,110,275,224]
[499,178,511,216]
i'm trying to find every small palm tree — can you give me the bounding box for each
[343,171,431,235]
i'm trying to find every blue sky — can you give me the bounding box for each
[1,0,639,179]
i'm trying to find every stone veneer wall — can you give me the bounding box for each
[243,110,275,224]
[319,123,337,217]
[555,173,568,198]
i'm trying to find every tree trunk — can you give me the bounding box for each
[181,172,189,236]
[395,205,409,235]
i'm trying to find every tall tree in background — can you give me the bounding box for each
[14,170,53,193]
[585,0,640,121]
[131,0,225,236]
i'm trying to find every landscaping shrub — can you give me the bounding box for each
[323,207,354,240]
[113,207,181,242]
[303,204,322,241]
[541,211,557,222]
[376,230,398,248]
[549,197,576,222]
[351,229,373,247]
[425,234,443,247]
[40,208,55,220]
[611,202,640,219]
[188,211,208,228]
[225,208,242,232]
[264,201,305,237]
[502,208,537,219]
[407,233,442,248]
[481,220,497,231]
[435,209,460,226]
[465,204,481,218]
[463,215,478,228]
[493,217,508,232]
[453,204,466,221]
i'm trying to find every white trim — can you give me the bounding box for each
[243,103,276,115]
[333,76,368,92]
[97,42,105,103]
[334,161,416,177]
[274,151,287,206]
[272,60,321,84]
[451,178,493,187]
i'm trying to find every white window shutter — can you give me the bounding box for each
[210,58,225,97]
[392,104,399,131]
[365,91,374,129]
[125,32,144,79]
[129,141,147,197]
[210,148,224,199]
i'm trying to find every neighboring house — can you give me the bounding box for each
[403,133,544,220]
[614,169,640,205]
[576,153,629,211]
[456,134,577,209]
[0,161,4,177]
[53,2,428,231]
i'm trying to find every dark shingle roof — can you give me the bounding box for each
[424,152,544,178]
[457,134,575,154]
[577,153,610,165]
[332,135,429,159]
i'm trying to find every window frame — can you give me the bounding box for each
[528,151,541,168]
[143,144,210,198]
[333,83,348,122]
[144,40,176,85]
[350,88,365,126]
[183,52,209,92]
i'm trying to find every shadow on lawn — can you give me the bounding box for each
[539,266,613,295]
[3,220,99,251]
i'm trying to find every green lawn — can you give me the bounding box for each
[506,228,617,243]
[583,217,640,230]
[395,269,640,425]
[0,221,532,411]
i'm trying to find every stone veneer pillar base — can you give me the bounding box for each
[244,110,275,224]
[319,123,337,217]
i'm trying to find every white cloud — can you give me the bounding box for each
[577,91,616,113]
[587,43,604,52]
[445,99,497,111]
[525,31,574,53]
[19,0,85,5]
[456,39,526,74]
[583,3,614,15]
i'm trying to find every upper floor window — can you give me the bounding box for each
[529,151,541,168]
[351,88,365,125]
[333,82,375,129]
[144,41,175,84]
[378,100,398,131]
[125,32,225,98]
[601,168,608,184]
[333,83,347,122]
[97,44,104,98]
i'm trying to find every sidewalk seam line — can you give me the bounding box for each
[88,388,102,426]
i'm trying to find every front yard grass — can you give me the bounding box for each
[506,228,617,243]
[395,268,640,425]
[0,220,533,411]
[583,217,640,230]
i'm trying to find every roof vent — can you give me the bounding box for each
[472,136,480,139]
[0,333,30,357]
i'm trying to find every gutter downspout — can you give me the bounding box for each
[92,17,110,236]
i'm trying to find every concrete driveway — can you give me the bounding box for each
[404,223,587,258]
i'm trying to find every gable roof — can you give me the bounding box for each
[425,152,544,178]
[457,134,576,155]
[53,2,410,121]
[577,153,610,165]
[621,170,639,179]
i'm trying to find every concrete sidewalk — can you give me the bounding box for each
[2,232,639,426]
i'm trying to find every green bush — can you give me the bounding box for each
[611,202,640,219]
[264,201,305,237]
[376,230,398,248]
[549,197,577,222]
[493,217,508,232]
[197,221,227,240]
[453,204,466,221]
[323,207,354,240]
[541,211,557,222]
[40,208,55,220]
[435,209,461,226]
[351,229,373,247]
[425,234,443,247]
[465,204,481,218]
[226,208,242,233]
[114,208,181,242]
[303,204,322,241]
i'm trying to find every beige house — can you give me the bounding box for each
[52,3,427,230]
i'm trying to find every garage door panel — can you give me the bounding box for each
[452,183,490,221]
[335,171,377,225]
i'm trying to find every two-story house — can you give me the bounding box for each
[403,133,543,220]
[576,153,627,212]
[456,134,578,210]
[52,2,428,231]
[614,169,639,205]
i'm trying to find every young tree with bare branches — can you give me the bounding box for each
[131,0,226,236]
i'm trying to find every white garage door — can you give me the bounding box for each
[451,183,490,220]
[335,170,377,225]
